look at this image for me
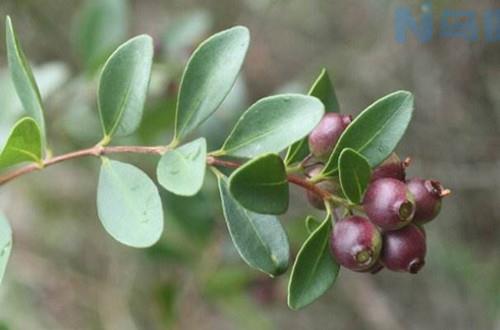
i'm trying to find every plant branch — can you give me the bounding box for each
[0,145,357,210]
[0,145,168,186]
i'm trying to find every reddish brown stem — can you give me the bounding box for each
[206,156,240,169]
[205,156,339,203]
[287,174,331,200]
[0,145,168,186]
[0,145,338,205]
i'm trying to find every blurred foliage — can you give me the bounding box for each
[0,0,499,329]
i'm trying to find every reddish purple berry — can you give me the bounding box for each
[305,165,339,210]
[406,178,446,225]
[381,224,426,273]
[363,178,416,231]
[330,216,382,271]
[308,113,352,160]
[371,153,408,182]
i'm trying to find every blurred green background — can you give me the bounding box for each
[0,0,499,329]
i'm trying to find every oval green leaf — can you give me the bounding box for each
[219,94,324,158]
[0,212,13,285]
[285,68,339,165]
[5,16,46,142]
[338,148,372,204]
[174,26,250,142]
[288,215,339,310]
[72,0,128,71]
[0,117,42,170]
[218,176,289,276]
[97,159,164,248]
[229,153,288,215]
[98,35,154,140]
[322,91,414,176]
[157,138,207,196]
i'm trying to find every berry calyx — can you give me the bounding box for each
[330,216,382,271]
[371,153,409,182]
[406,178,447,225]
[381,224,426,273]
[305,165,338,210]
[308,113,352,161]
[363,178,416,231]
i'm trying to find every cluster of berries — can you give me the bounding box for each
[305,113,449,274]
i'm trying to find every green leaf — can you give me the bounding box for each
[229,153,288,215]
[174,26,249,142]
[309,68,340,113]
[219,94,324,158]
[5,16,46,143]
[338,148,372,204]
[0,212,13,286]
[72,0,128,71]
[288,215,339,310]
[217,176,289,276]
[98,35,154,140]
[322,91,414,176]
[157,138,207,196]
[0,117,42,170]
[97,159,164,248]
[162,9,213,61]
[305,216,320,234]
[284,68,339,165]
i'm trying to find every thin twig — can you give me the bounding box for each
[0,145,356,210]
[0,145,168,186]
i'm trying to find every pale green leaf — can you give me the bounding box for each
[98,35,154,139]
[219,94,324,158]
[97,159,164,248]
[229,153,288,215]
[174,26,249,141]
[5,16,46,143]
[0,117,42,169]
[218,176,289,276]
[157,138,207,196]
[162,10,213,60]
[72,0,128,71]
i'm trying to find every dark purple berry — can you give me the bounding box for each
[406,178,447,225]
[381,224,426,273]
[305,165,339,210]
[330,216,382,271]
[363,178,416,231]
[371,153,409,182]
[308,113,352,160]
